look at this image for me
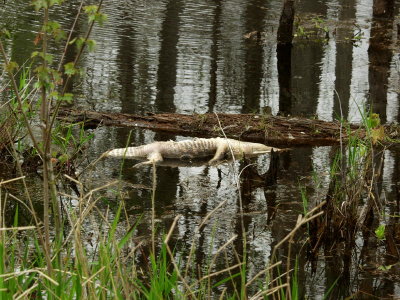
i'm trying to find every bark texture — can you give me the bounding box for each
[54,109,396,147]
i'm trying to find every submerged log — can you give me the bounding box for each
[57,108,398,146]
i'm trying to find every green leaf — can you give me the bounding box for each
[88,15,96,23]
[32,0,48,11]
[34,65,54,89]
[375,224,386,240]
[44,21,59,32]
[50,91,59,99]
[50,68,62,85]
[49,0,64,6]
[62,93,73,101]
[0,29,11,39]
[64,62,77,76]
[84,5,107,25]
[212,273,241,289]
[31,51,53,63]
[86,39,96,52]
[68,37,77,45]
[371,126,385,144]
[58,93,73,104]
[118,216,142,250]
[44,21,66,42]
[75,37,85,50]
[32,0,63,9]
[378,264,394,271]
[44,53,53,64]
[95,13,107,26]
[58,154,70,163]
[31,51,39,58]
[369,113,381,128]
[84,5,98,15]
[6,61,19,73]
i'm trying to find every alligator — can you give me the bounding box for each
[104,137,282,167]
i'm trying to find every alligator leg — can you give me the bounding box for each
[208,144,227,165]
[132,152,163,168]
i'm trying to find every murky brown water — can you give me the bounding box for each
[2,0,400,298]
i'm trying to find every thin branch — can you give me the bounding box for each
[48,0,104,134]
[57,0,85,72]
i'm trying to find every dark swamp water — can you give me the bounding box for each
[2,0,400,298]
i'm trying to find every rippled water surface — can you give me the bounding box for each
[2,0,400,298]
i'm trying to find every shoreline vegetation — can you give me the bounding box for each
[0,0,399,299]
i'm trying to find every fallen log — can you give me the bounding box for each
[57,108,399,146]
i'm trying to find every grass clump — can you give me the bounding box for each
[304,109,389,293]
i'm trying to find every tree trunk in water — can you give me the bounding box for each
[277,0,295,45]
[277,0,295,116]
[373,0,394,17]
[369,0,395,123]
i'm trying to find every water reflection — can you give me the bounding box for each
[348,0,372,122]
[333,0,356,120]
[368,0,395,124]
[387,55,400,123]
[241,0,267,113]
[2,0,400,297]
[156,0,182,113]
[1,0,399,121]
[316,0,338,121]
[207,0,222,113]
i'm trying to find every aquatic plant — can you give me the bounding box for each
[304,108,390,297]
